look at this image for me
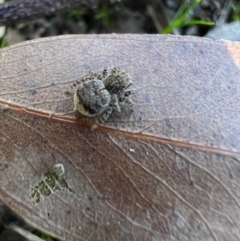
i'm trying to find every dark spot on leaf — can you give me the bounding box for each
[30,117,37,122]
[32,89,38,95]
[88,196,93,201]
[42,139,48,144]
[229,172,233,179]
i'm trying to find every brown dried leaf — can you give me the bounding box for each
[0,35,240,241]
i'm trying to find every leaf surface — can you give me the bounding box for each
[0,35,240,241]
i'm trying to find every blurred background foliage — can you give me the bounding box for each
[0,0,239,48]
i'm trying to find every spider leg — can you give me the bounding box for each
[102,67,108,78]
[97,106,113,124]
[119,95,134,108]
[97,74,102,80]
[111,67,118,74]
[112,94,121,112]
[96,95,121,124]
[89,71,98,78]
[65,77,84,95]
[125,97,134,108]
[65,85,74,95]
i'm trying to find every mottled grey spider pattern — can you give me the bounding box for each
[65,67,134,123]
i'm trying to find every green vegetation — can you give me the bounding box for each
[68,9,86,21]
[33,230,54,241]
[95,4,117,28]
[162,0,214,34]
[68,4,118,29]
[0,37,7,48]
[232,4,240,21]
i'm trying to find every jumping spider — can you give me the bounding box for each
[66,67,134,123]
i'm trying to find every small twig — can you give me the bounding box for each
[8,224,47,241]
[147,1,176,34]
[217,0,233,25]
[0,0,101,26]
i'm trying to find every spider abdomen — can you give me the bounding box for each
[74,79,111,117]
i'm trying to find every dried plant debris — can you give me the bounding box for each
[30,164,75,205]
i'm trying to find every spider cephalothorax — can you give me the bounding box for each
[66,67,134,123]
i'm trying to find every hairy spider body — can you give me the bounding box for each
[74,79,111,117]
[66,67,134,123]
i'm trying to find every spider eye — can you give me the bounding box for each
[119,97,125,102]
[124,91,131,97]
